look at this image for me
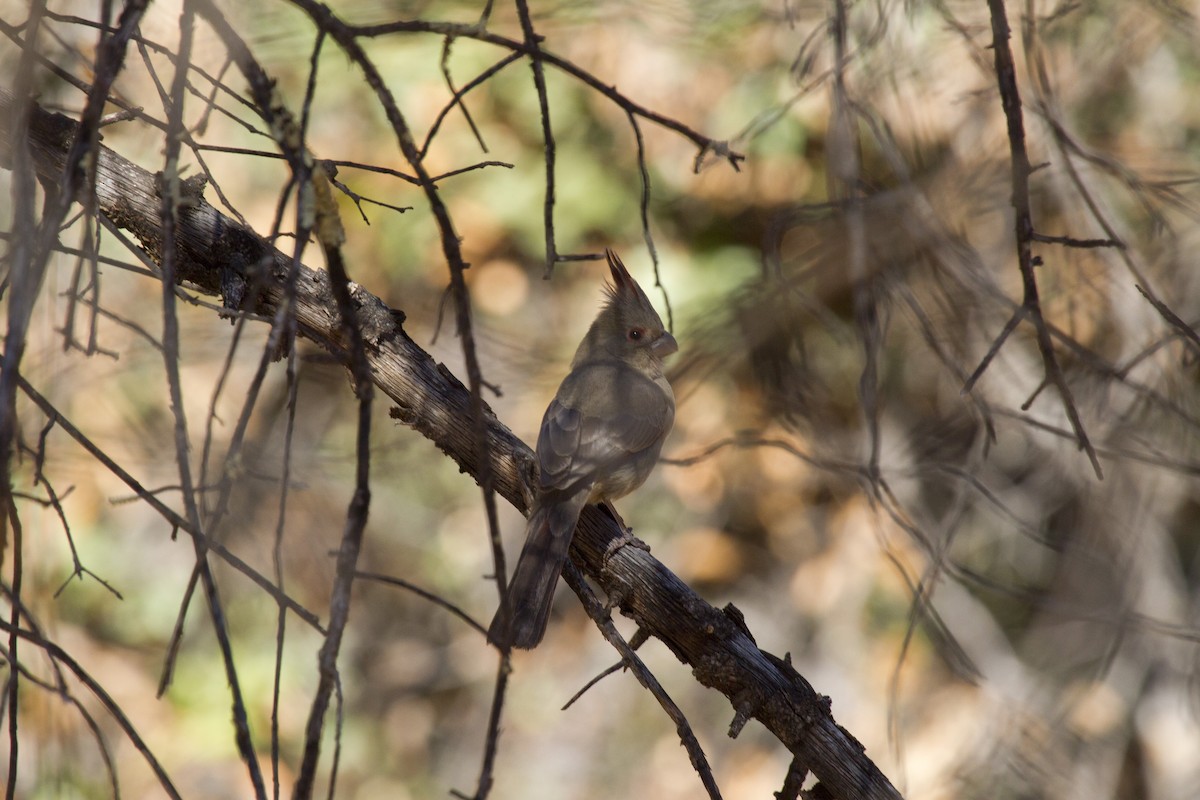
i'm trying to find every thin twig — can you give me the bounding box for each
[561,561,724,800]
[270,299,301,800]
[346,19,745,172]
[984,0,1102,479]
[420,50,520,160]
[266,37,320,799]
[961,307,1024,395]
[513,0,559,276]
[3,5,147,794]
[15,375,324,629]
[830,0,883,485]
[294,183,372,800]
[1030,232,1123,249]
[451,651,510,800]
[271,8,512,798]
[158,5,268,795]
[561,660,625,710]
[0,614,183,799]
[188,3,372,795]
[355,571,488,635]
[625,109,672,332]
[5,502,22,800]
[435,36,489,155]
[1135,284,1200,355]
[0,634,122,797]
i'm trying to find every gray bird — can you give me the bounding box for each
[487,250,677,649]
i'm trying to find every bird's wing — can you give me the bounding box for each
[535,361,673,494]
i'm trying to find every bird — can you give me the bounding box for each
[487,249,677,650]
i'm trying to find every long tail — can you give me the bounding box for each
[488,491,589,649]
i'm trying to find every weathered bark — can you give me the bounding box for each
[0,86,902,800]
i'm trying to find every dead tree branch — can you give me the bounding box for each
[0,86,902,800]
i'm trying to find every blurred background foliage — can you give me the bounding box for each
[1,0,1200,798]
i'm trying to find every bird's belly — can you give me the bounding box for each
[587,450,658,503]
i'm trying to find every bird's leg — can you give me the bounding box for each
[598,501,651,572]
[598,499,629,532]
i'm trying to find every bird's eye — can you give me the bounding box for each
[628,328,644,342]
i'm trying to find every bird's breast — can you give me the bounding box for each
[587,439,665,503]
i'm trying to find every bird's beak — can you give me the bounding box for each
[651,331,678,358]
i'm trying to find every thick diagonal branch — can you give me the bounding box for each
[0,87,902,800]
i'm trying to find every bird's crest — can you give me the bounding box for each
[602,248,657,317]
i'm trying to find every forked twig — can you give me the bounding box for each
[561,561,724,800]
[975,0,1102,479]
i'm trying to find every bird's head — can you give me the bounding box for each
[575,250,677,369]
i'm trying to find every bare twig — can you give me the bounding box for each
[829,0,883,487]
[266,7,513,797]
[450,652,510,800]
[293,174,373,800]
[4,500,22,800]
[961,307,1024,395]
[355,571,488,635]
[346,19,745,172]
[0,635,121,797]
[561,561,724,800]
[1,4,148,793]
[15,375,323,630]
[561,660,626,710]
[270,301,301,800]
[513,0,560,276]
[432,36,490,156]
[0,613,183,799]
[980,0,1102,479]
[1030,231,1123,249]
[626,108,673,332]
[420,50,520,160]
[158,6,267,796]
[1134,284,1200,357]
[187,3,377,795]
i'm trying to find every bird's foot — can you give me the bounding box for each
[601,529,650,573]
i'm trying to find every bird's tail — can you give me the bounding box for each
[487,492,589,649]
